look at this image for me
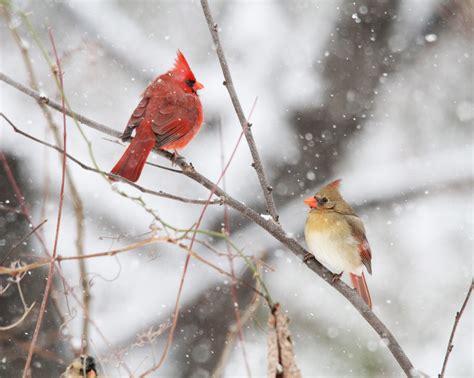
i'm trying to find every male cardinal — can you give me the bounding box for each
[303,179,373,309]
[60,355,98,378]
[111,50,204,182]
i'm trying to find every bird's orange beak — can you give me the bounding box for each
[194,81,204,90]
[304,196,317,208]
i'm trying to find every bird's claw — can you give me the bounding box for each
[303,252,315,264]
[331,271,343,283]
[170,150,186,166]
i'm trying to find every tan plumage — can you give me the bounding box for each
[304,179,372,309]
[60,355,98,378]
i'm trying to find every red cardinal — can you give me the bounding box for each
[303,179,373,309]
[111,50,204,182]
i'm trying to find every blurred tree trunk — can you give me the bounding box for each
[0,153,74,377]
[286,0,401,193]
[168,266,259,377]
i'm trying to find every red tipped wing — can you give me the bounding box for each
[358,238,372,274]
[346,214,372,274]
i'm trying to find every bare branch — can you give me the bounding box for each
[139,99,259,377]
[1,72,415,376]
[23,30,68,378]
[439,280,473,377]
[0,270,36,331]
[200,0,279,222]
[0,236,267,301]
[0,302,36,331]
[3,8,87,334]
[0,219,48,265]
[219,119,251,376]
[0,113,221,206]
[213,290,261,376]
[0,72,119,138]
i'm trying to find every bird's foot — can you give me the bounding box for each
[170,150,186,166]
[303,252,315,264]
[331,271,343,283]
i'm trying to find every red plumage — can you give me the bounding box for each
[350,272,372,310]
[111,50,204,182]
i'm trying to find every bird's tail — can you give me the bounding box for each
[110,126,155,182]
[350,272,372,309]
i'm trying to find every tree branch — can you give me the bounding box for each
[0,72,415,376]
[439,280,473,377]
[0,113,221,206]
[0,72,118,138]
[23,30,68,377]
[0,219,48,265]
[200,0,279,223]
[0,236,266,299]
[2,7,90,347]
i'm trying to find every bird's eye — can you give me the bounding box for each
[185,79,196,88]
[321,197,328,204]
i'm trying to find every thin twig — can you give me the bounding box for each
[140,119,248,377]
[200,0,279,223]
[2,8,89,343]
[0,128,132,375]
[0,237,264,299]
[0,72,118,137]
[0,269,36,331]
[213,271,262,377]
[0,219,48,265]
[23,30,68,378]
[219,118,251,377]
[0,150,133,374]
[213,98,259,375]
[439,280,473,377]
[0,151,70,331]
[1,72,415,376]
[140,94,262,378]
[0,302,36,331]
[0,113,221,206]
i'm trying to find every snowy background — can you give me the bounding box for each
[0,0,472,377]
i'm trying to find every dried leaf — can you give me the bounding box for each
[267,303,302,378]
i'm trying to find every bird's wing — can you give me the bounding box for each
[346,214,372,274]
[120,95,150,142]
[149,93,200,148]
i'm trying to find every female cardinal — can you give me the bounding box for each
[303,179,373,309]
[111,50,204,182]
